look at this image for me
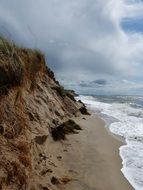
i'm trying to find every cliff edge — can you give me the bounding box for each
[0,37,85,190]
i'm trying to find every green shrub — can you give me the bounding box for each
[52,85,76,101]
[65,90,76,101]
[52,86,66,99]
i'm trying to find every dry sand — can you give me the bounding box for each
[58,115,134,190]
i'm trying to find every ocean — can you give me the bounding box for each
[76,95,143,190]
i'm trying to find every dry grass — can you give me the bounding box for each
[0,37,23,93]
[0,92,28,140]
[16,141,30,154]
[0,159,28,189]
[0,36,13,55]
[18,154,31,168]
[61,176,72,184]
[0,36,46,95]
[11,161,28,188]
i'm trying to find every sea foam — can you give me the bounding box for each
[77,95,143,190]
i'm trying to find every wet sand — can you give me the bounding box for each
[61,115,134,190]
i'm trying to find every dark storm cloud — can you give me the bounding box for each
[79,79,107,88]
[92,79,107,85]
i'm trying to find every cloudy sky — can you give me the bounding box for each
[0,0,143,95]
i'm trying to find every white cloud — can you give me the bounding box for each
[0,0,143,94]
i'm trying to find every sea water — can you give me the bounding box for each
[76,95,143,190]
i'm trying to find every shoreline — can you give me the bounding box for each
[59,115,134,190]
[100,115,126,143]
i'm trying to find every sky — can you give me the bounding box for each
[0,0,143,95]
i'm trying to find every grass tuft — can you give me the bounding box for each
[0,36,13,55]
[52,85,76,101]
[18,154,31,168]
[0,36,46,95]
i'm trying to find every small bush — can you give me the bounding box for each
[52,85,76,101]
[65,90,76,102]
[51,120,81,141]
[51,125,66,141]
[62,119,81,134]
[78,100,84,106]
[79,106,90,115]
[52,86,66,99]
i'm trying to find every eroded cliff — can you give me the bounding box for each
[0,37,83,190]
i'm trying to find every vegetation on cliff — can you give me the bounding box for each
[0,36,87,190]
[0,37,46,95]
[51,119,82,141]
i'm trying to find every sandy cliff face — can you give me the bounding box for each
[0,38,82,190]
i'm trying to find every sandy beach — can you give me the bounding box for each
[57,115,134,190]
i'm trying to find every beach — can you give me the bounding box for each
[58,115,134,190]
